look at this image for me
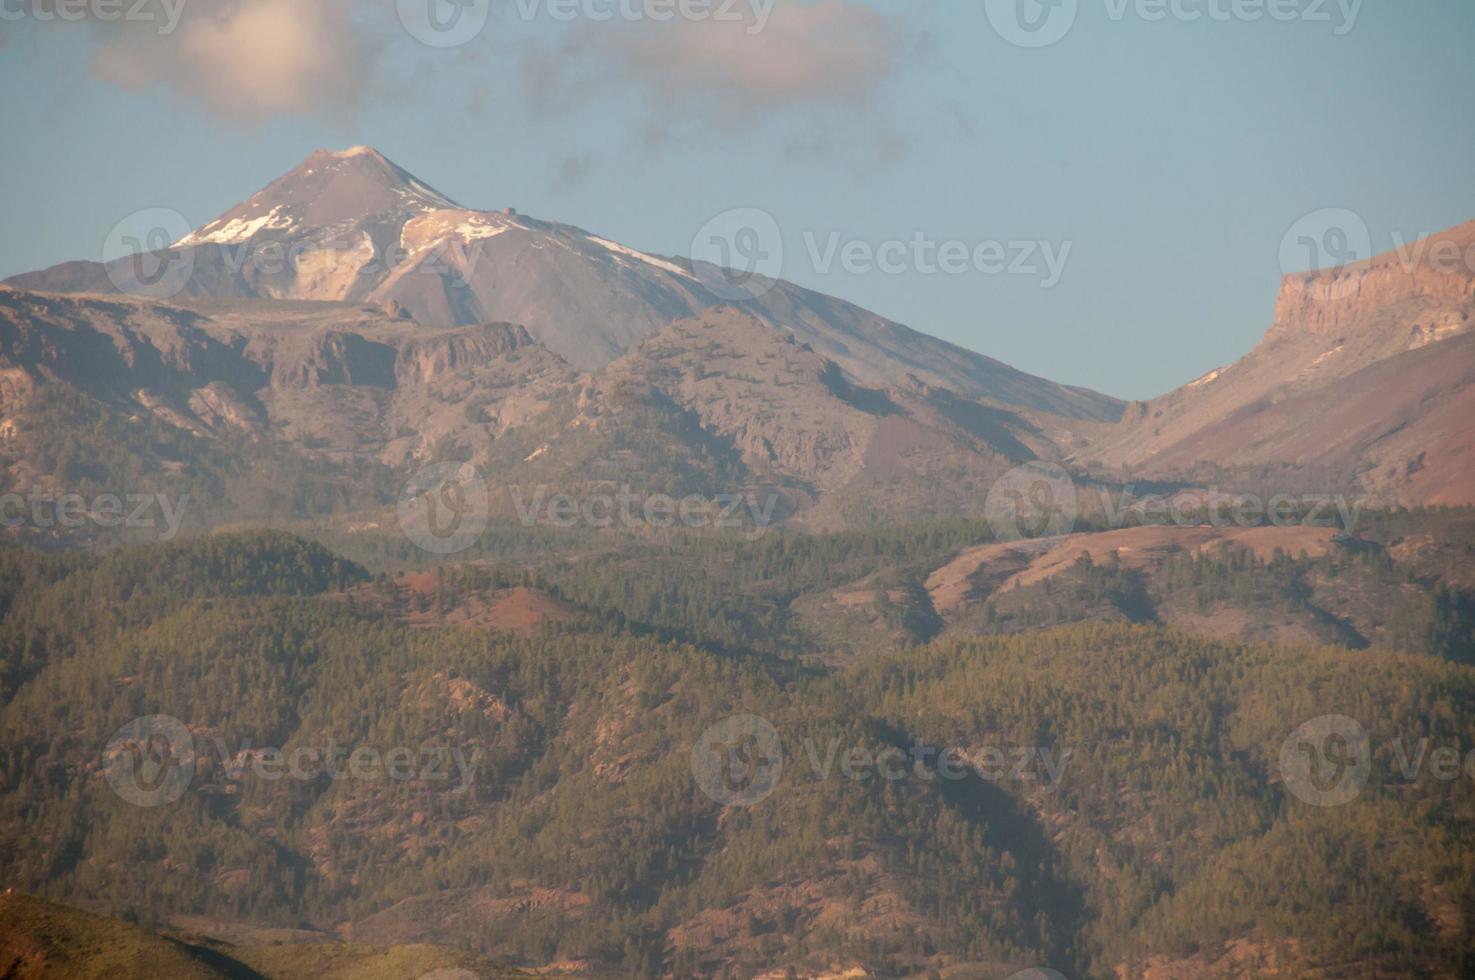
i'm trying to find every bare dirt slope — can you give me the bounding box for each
[1081,221,1475,504]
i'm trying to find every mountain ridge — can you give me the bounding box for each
[6,148,1474,517]
[4,146,1122,423]
[1078,222,1475,505]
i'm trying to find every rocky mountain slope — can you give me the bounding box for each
[6,148,1472,518]
[7,147,1120,422]
[1081,221,1475,504]
[592,306,1079,526]
[0,286,574,467]
[0,286,1099,531]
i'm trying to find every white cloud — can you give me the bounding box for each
[521,0,910,128]
[89,0,380,122]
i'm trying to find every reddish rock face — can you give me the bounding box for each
[1080,220,1475,507]
[1273,219,1475,340]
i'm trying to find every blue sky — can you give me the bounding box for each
[2,0,1473,399]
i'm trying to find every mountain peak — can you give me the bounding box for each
[176,146,458,247]
[296,145,413,175]
[327,144,386,160]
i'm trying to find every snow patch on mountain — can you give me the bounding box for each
[586,236,694,280]
[177,206,297,246]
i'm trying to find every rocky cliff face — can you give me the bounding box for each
[393,323,539,388]
[1270,219,1475,344]
[1078,221,1475,505]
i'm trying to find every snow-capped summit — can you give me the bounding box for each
[176,146,459,248]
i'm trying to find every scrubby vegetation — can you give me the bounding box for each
[1,527,1472,977]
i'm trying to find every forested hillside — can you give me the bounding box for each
[1,529,1472,977]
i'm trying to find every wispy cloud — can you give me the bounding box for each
[26,0,916,146]
[520,1,912,130]
[81,0,381,122]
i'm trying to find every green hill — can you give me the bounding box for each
[0,528,1472,977]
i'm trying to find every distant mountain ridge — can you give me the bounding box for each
[1079,221,1475,505]
[5,147,1472,519]
[6,146,1121,422]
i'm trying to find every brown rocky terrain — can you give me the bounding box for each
[925,524,1344,615]
[10,147,1470,522]
[593,307,1087,526]
[7,147,1121,423]
[0,286,576,472]
[0,286,1117,532]
[1081,222,1475,505]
